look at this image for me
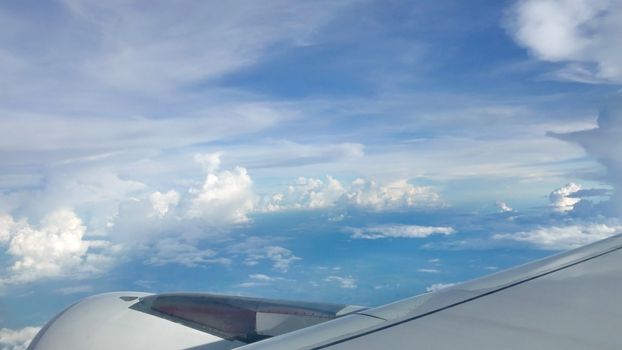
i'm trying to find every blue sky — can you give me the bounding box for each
[2,0,622,346]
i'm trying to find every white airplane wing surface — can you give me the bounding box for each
[29,232,622,349]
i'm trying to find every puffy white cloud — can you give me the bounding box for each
[149,190,180,218]
[493,221,622,250]
[186,153,255,225]
[347,224,455,240]
[107,154,258,246]
[508,0,622,83]
[1,209,118,283]
[0,326,40,350]
[261,176,345,211]
[549,182,582,212]
[426,282,457,293]
[261,177,441,212]
[341,179,440,211]
[324,275,357,289]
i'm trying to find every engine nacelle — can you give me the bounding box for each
[28,292,364,350]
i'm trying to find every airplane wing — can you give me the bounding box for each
[29,232,622,349]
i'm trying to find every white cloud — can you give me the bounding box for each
[508,0,622,83]
[56,0,346,93]
[496,201,513,213]
[194,153,223,173]
[0,215,12,244]
[107,154,259,247]
[549,182,582,212]
[1,209,118,284]
[551,98,622,217]
[249,274,283,282]
[149,190,180,218]
[261,177,441,212]
[341,179,441,211]
[324,275,357,289]
[186,153,255,225]
[493,221,622,250]
[239,273,286,287]
[261,176,345,211]
[242,245,301,273]
[265,246,301,273]
[426,282,457,293]
[0,0,346,197]
[347,224,455,240]
[9,167,147,238]
[145,239,226,268]
[0,327,40,350]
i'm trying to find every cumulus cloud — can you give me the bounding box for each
[347,224,455,240]
[186,153,255,225]
[1,209,118,283]
[508,0,622,83]
[493,221,622,249]
[549,183,582,212]
[341,179,441,211]
[261,177,440,212]
[0,327,40,350]
[426,282,457,293]
[324,275,357,289]
[108,153,258,245]
[551,97,622,216]
[261,176,345,211]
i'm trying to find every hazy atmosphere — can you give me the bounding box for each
[2,0,622,348]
